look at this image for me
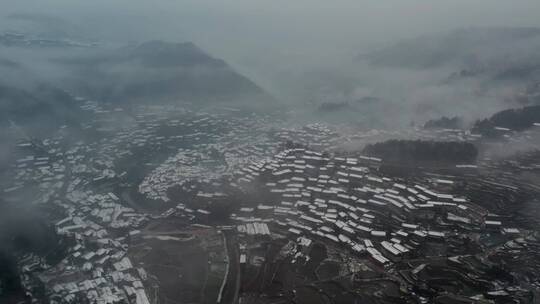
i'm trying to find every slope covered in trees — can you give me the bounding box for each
[364,140,478,163]
[473,105,540,137]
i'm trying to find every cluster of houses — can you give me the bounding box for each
[15,175,152,304]
[5,103,177,304]
[13,155,152,304]
[227,148,521,268]
[5,102,299,304]
[4,97,540,304]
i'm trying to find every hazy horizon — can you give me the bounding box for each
[3,0,540,99]
[4,2,540,304]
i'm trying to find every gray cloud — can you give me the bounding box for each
[2,0,540,129]
[3,1,540,83]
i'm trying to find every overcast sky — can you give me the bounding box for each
[4,1,540,57]
[3,0,540,97]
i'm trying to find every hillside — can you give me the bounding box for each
[57,41,275,106]
[472,105,540,137]
[361,27,540,70]
[0,57,85,137]
[364,139,478,163]
[423,116,463,130]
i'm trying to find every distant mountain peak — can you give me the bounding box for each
[361,26,540,69]
[54,40,274,105]
[126,40,225,68]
